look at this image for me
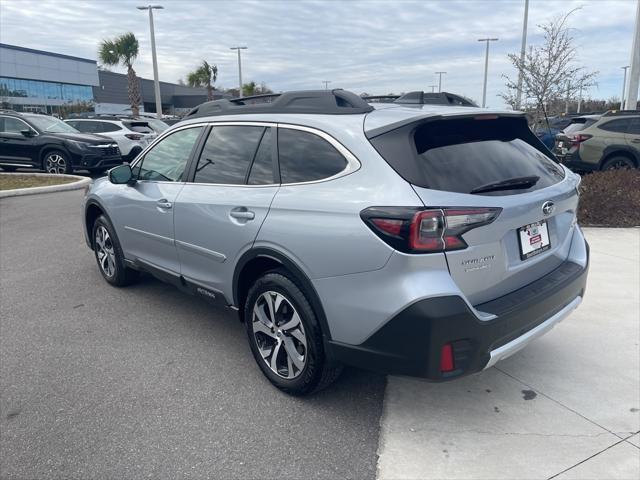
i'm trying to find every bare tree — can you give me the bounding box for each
[501,10,598,122]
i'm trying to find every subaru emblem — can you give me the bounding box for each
[542,201,555,216]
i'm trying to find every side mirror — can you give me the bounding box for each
[21,129,35,138]
[109,164,134,184]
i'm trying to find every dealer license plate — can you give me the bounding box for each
[518,220,551,260]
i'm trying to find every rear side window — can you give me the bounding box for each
[100,122,122,133]
[628,118,640,135]
[278,129,347,183]
[194,126,265,184]
[70,121,98,133]
[370,117,565,195]
[598,119,631,133]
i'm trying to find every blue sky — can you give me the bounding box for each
[0,0,636,107]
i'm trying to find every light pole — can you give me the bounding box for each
[478,38,498,108]
[625,0,640,110]
[429,85,438,93]
[230,46,247,98]
[515,0,529,110]
[621,66,630,109]
[137,5,163,118]
[435,71,446,92]
[322,80,331,90]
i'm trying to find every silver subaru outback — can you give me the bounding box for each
[82,89,589,395]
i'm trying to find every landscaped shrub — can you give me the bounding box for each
[577,169,640,227]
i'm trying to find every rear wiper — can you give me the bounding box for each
[470,175,540,194]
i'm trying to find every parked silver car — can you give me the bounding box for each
[82,90,589,395]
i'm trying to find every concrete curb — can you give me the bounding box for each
[0,173,92,199]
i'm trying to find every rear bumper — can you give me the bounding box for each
[557,151,598,172]
[328,239,589,380]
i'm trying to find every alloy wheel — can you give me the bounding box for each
[252,291,308,379]
[95,225,116,278]
[45,154,67,174]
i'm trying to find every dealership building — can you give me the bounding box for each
[0,43,218,115]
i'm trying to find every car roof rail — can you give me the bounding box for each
[361,95,401,103]
[393,91,479,107]
[603,109,640,117]
[184,89,374,119]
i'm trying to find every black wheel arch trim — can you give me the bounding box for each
[233,247,333,342]
[84,199,114,249]
[600,145,639,168]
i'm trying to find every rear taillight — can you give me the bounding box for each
[361,206,501,253]
[568,133,592,146]
[125,133,143,140]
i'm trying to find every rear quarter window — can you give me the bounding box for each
[277,128,348,183]
[369,116,565,195]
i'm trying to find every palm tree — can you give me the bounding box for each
[99,33,142,116]
[187,60,218,101]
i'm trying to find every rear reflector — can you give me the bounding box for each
[440,343,455,372]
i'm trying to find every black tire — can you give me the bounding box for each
[601,155,635,170]
[1,166,17,172]
[92,215,138,287]
[43,149,72,174]
[244,270,342,395]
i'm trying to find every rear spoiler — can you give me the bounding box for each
[365,111,527,139]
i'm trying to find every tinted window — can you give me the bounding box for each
[626,118,640,135]
[123,121,154,134]
[100,122,122,133]
[68,121,97,133]
[563,118,598,134]
[1,117,30,134]
[194,126,264,184]
[248,128,274,185]
[370,117,565,196]
[135,126,203,182]
[278,129,347,183]
[599,119,631,133]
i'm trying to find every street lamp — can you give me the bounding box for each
[515,0,529,110]
[230,46,248,98]
[621,65,630,109]
[137,5,164,118]
[478,38,499,108]
[435,72,446,92]
[322,80,331,90]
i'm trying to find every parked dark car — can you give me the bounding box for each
[0,111,122,174]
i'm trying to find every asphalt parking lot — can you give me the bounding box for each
[1,189,639,479]
[0,190,385,479]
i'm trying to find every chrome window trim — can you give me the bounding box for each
[275,123,361,186]
[148,120,361,188]
[0,115,39,136]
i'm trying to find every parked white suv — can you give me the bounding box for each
[65,118,156,161]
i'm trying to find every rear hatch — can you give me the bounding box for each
[554,116,600,157]
[367,113,581,305]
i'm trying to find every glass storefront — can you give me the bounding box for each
[0,76,94,103]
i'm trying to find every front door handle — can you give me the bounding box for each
[230,208,255,220]
[631,138,640,143]
[156,199,172,209]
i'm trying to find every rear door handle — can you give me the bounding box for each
[631,138,640,143]
[230,208,255,220]
[156,199,172,209]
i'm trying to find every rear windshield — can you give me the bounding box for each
[369,116,565,195]
[123,121,154,134]
[563,118,598,134]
